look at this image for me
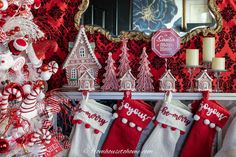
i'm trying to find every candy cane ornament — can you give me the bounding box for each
[1,84,23,115]
[40,61,58,81]
[20,87,41,120]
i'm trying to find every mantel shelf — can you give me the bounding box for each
[57,91,236,101]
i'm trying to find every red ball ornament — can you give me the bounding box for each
[41,65,48,71]
[0,19,6,27]
[0,138,9,153]
[14,26,20,32]
[19,5,25,11]
[35,80,45,87]
[24,34,29,38]
[9,30,15,35]
[0,2,3,9]
[6,32,11,36]
[2,12,7,17]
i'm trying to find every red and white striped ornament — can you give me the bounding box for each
[0,29,7,43]
[1,84,23,115]
[45,96,61,113]
[48,61,58,74]
[40,61,58,81]
[42,119,52,130]
[20,87,41,119]
[28,129,51,146]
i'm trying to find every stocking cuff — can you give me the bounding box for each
[73,99,112,133]
[156,103,193,132]
[116,99,155,128]
[195,100,230,128]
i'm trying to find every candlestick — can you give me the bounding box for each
[186,49,199,66]
[185,65,200,92]
[212,57,225,71]
[203,37,215,62]
[212,70,226,92]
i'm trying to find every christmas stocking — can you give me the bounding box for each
[68,99,112,157]
[101,97,155,157]
[140,92,193,157]
[180,93,230,157]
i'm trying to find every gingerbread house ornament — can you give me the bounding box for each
[119,69,136,91]
[78,70,95,91]
[195,70,213,92]
[63,25,101,88]
[159,69,176,91]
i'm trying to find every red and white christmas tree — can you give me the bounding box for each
[101,52,119,91]
[118,38,131,77]
[0,1,62,156]
[136,47,154,91]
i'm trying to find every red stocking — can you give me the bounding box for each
[180,92,230,157]
[101,97,155,157]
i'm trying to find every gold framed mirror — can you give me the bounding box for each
[74,0,222,43]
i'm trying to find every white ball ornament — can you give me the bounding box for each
[40,71,52,81]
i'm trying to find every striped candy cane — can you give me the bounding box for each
[48,61,58,74]
[1,84,23,115]
[20,87,41,119]
[28,128,51,146]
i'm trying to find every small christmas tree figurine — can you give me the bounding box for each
[118,38,131,77]
[101,52,119,91]
[136,47,154,92]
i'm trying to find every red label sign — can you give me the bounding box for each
[151,28,181,58]
[44,137,63,157]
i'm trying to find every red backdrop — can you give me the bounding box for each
[32,0,236,92]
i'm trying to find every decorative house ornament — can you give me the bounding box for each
[119,69,136,91]
[78,70,95,91]
[195,70,213,92]
[118,38,131,77]
[63,25,101,88]
[159,69,176,91]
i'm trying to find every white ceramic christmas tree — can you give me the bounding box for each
[136,47,154,92]
[101,52,119,91]
[118,38,131,77]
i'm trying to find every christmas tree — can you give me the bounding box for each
[136,47,154,91]
[0,1,62,156]
[118,38,131,77]
[102,52,119,91]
